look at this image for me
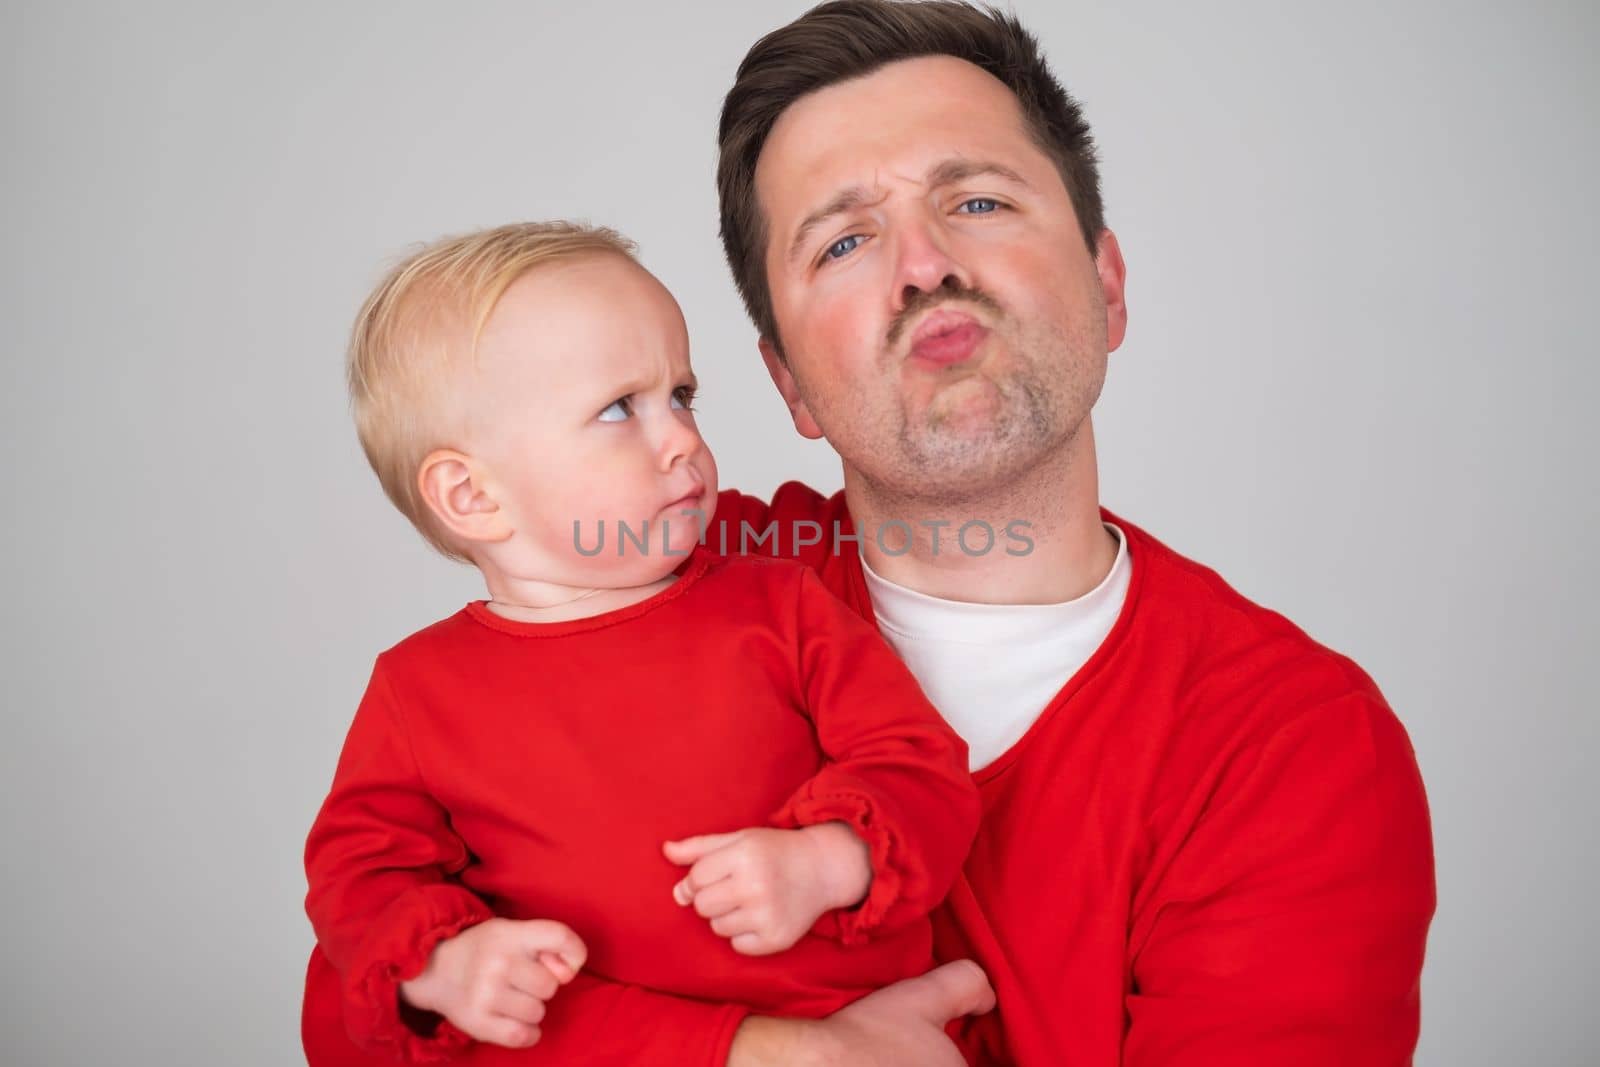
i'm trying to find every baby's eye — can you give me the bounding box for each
[598,397,633,422]
[671,385,698,411]
[823,234,864,262]
[956,198,1001,215]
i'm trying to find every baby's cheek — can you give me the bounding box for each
[696,451,720,502]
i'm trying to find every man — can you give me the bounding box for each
[304,2,1435,1063]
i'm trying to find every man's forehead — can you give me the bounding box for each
[754,57,1038,219]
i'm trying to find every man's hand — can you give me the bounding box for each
[729,960,996,1066]
[663,822,871,955]
[398,917,587,1049]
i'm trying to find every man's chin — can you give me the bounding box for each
[917,372,1011,425]
[860,446,1028,507]
[911,421,1072,492]
[913,392,1024,455]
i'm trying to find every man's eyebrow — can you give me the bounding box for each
[925,157,1033,192]
[787,185,885,266]
[785,159,1034,266]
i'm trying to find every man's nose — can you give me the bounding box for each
[891,218,972,312]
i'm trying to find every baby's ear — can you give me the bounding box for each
[416,449,512,546]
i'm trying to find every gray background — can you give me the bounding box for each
[3,1,1595,1063]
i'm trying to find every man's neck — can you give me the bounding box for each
[845,424,1117,606]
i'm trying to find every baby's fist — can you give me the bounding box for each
[663,822,870,955]
[399,917,586,1049]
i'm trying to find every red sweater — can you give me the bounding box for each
[304,550,979,1063]
[305,485,1435,1066]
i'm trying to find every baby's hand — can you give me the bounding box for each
[663,822,871,955]
[399,917,586,1049]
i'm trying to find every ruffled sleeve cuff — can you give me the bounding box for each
[771,784,911,946]
[344,884,494,1063]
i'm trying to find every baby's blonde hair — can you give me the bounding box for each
[347,220,638,560]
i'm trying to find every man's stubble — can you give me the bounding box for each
[870,296,1108,514]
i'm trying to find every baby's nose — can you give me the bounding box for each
[657,417,702,469]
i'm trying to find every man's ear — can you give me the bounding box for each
[758,337,825,440]
[1094,227,1129,354]
[416,449,513,547]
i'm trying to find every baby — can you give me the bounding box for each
[303,222,980,1064]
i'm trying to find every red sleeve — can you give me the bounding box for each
[1123,692,1436,1066]
[769,567,981,944]
[305,946,748,1067]
[304,658,492,1064]
[463,976,748,1067]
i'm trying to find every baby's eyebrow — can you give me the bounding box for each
[600,371,698,399]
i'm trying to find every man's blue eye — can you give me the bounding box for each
[958,198,1000,214]
[598,397,632,422]
[824,234,863,261]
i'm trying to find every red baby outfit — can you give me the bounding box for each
[304,550,979,1063]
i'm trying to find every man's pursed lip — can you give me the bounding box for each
[908,313,989,367]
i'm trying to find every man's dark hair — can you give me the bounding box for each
[716,0,1104,346]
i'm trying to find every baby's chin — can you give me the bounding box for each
[649,520,706,571]
[655,492,713,543]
